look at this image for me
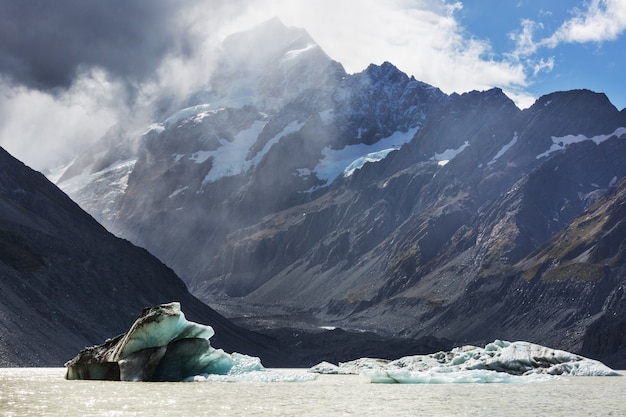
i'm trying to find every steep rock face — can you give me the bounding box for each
[331,129,626,364]
[477,136,626,273]
[197,90,626,367]
[333,62,446,146]
[519,177,626,368]
[0,147,284,367]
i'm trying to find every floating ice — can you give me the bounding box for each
[65,302,316,383]
[363,368,553,384]
[310,340,621,384]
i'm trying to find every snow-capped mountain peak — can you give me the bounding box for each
[52,20,626,370]
[208,17,345,112]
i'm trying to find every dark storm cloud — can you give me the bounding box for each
[0,0,234,90]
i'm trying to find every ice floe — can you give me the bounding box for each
[310,340,621,383]
[64,302,316,383]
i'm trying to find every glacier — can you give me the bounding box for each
[313,126,419,185]
[201,119,304,185]
[64,302,316,383]
[309,340,621,384]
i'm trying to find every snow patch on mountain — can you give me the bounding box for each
[199,120,267,183]
[168,186,189,199]
[430,141,470,165]
[488,132,518,165]
[201,120,305,185]
[59,159,137,221]
[60,159,136,195]
[313,127,419,185]
[143,123,165,136]
[536,126,626,159]
[164,105,221,128]
[280,43,319,66]
[343,149,398,177]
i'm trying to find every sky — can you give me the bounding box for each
[0,0,625,171]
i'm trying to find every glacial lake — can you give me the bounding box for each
[1,367,625,416]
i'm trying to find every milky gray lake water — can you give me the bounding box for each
[1,368,624,416]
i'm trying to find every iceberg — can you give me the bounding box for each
[310,340,622,383]
[64,302,316,382]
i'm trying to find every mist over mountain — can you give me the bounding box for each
[55,19,626,367]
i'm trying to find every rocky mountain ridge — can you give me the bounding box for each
[55,19,626,367]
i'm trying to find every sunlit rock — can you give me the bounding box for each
[310,340,622,383]
[66,302,241,381]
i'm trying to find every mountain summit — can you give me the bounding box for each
[209,17,344,112]
[55,20,626,367]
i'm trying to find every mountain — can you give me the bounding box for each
[0,146,287,367]
[519,176,626,367]
[55,19,626,367]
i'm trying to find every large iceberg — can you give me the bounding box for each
[310,340,622,383]
[65,302,315,382]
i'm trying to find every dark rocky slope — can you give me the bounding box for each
[0,146,286,367]
[522,176,626,368]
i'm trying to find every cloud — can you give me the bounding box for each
[220,0,528,97]
[0,69,127,170]
[531,57,555,76]
[505,0,626,105]
[510,19,543,58]
[0,0,176,90]
[0,0,246,170]
[0,0,249,90]
[546,0,626,46]
[511,0,626,55]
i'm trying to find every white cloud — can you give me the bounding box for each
[504,0,626,106]
[0,0,234,172]
[0,4,227,172]
[510,19,543,58]
[546,0,626,46]
[532,57,555,76]
[0,69,127,171]
[510,1,626,54]
[219,0,528,97]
